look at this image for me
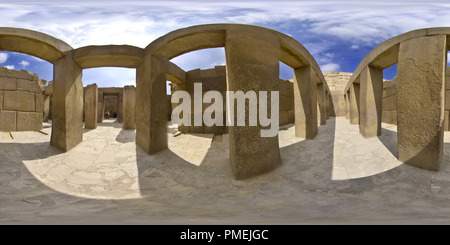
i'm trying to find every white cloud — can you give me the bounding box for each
[0,53,8,63]
[19,60,30,67]
[350,45,360,50]
[321,63,340,72]
[4,65,14,70]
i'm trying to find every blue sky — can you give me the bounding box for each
[1,0,450,88]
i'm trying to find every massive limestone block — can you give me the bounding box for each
[349,83,360,125]
[225,28,281,179]
[51,53,84,152]
[17,112,42,131]
[397,34,447,170]
[97,91,104,123]
[317,83,326,125]
[136,55,168,154]
[0,77,16,90]
[84,84,98,129]
[35,93,44,113]
[3,90,35,112]
[43,95,50,122]
[17,78,42,93]
[294,65,318,138]
[359,66,383,137]
[0,110,16,131]
[123,85,136,130]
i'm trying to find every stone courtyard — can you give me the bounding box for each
[2,117,450,224]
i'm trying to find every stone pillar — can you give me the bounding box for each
[118,92,123,122]
[397,35,447,170]
[345,91,350,119]
[325,91,330,119]
[349,82,360,125]
[97,91,104,123]
[123,85,136,130]
[445,110,450,131]
[84,84,98,129]
[225,28,281,180]
[43,95,50,122]
[359,66,383,137]
[317,83,326,125]
[136,54,168,154]
[50,52,83,151]
[294,66,318,138]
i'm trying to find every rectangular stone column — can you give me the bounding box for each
[345,91,350,119]
[43,95,50,122]
[123,85,136,130]
[118,92,123,122]
[84,84,98,129]
[225,29,281,180]
[349,82,360,125]
[397,34,447,170]
[293,66,318,138]
[359,66,383,137]
[51,53,83,151]
[97,91,104,123]
[325,92,330,119]
[317,83,326,125]
[445,110,450,131]
[136,54,168,154]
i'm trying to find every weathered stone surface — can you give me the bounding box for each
[0,90,2,110]
[43,95,50,122]
[136,55,168,154]
[84,84,98,129]
[445,110,450,131]
[97,91,104,123]
[294,66,318,139]
[317,83,326,125]
[359,66,383,137]
[225,28,281,179]
[17,78,42,93]
[123,85,136,130]
[16,112,42,131]
[3,90,35,112]
[50,54,84,152]
[0,76,16,90]
[280,111,289,126]
[0,110,16,131]
[323,72,352,117]
[349,83,360,125]
[397,34,447,171]
[35,94,44,113]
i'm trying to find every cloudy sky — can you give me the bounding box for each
[1,0,450,89]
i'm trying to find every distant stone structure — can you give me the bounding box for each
[323,72,352,117]
[171,66,295,135]
[0,67,46,132]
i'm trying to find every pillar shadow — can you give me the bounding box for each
[277,117,336,183]
[378,126,398,158]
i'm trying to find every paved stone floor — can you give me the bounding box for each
[2,117,450,224]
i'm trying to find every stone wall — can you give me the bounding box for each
[171,66,294,135]
[0,67,45,132]
[382,78,397,125]
[323,72,352,117]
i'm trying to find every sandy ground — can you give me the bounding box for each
[1,117,450,224]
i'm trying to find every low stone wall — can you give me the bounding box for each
[0,67,44,132]
[171,66,294,135]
